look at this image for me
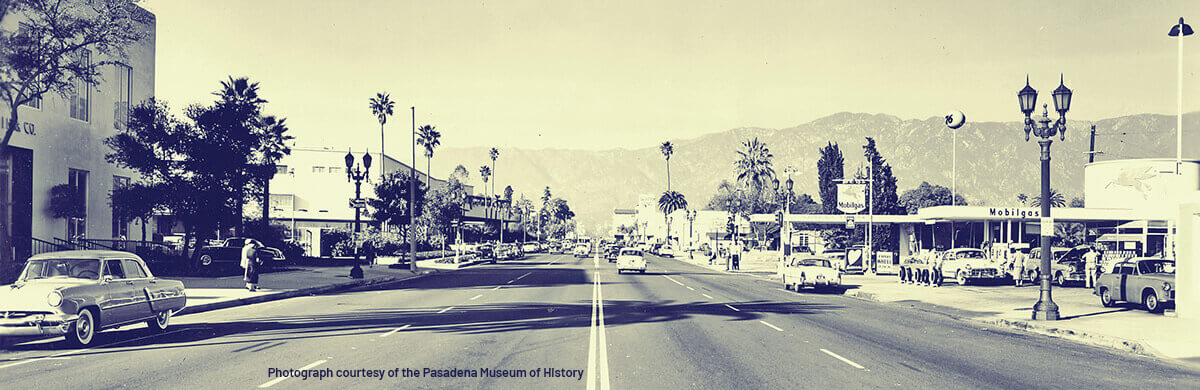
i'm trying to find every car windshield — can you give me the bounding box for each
[20,258,102,281]
[1138,260,1175,274]
[798,259,831,267]
[621,249,643,256]
[955,250,984,259]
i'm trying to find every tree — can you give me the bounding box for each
[2,0,150,260]
[1017,193,1029,206]
[488,147,500,197]
[862,137,902,215]
[368,92,395,176]
[256,115,292,225]
[190,76,270,236]
[734,137,776,207]
[1069,196,1085,208]
[417,124,440,188]
[899,181,968,215]
[109,182,160,241]
[658,190,687,241]
[369,171,426,226]
[660,141,674,191]
[47,183,85,222]
[1029,188,1066,208]
[817,142,844,214]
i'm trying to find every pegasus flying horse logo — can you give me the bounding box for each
[1105,167,1157,199]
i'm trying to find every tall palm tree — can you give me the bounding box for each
[215,76,266,235]
[489,147,500,197]
[479,165,492,220]
[734,137,775,212]
[258,115,293,225]
[369,93,395,178]
[1017,193,1029,206]
[658,191,687,242]
[416,124,441,188]
[660,141,674,191]
[1029,188,1067,208]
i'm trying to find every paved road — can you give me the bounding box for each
[1,252,1197,389]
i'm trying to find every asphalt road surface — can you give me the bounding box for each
[1,252,1197,389]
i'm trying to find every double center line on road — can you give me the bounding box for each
[586,271,611,390]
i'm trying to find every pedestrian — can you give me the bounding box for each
[1013,249,1026,287]
[929,252,942,287]
[1084,244,1099,289]
[242,239,261,292]
[363,240,377,268]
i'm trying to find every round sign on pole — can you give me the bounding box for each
[846,215,856,230]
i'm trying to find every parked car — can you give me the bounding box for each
[817,248,847,271]
[657,245,677,258]
[615,248,647,274]
[605,246,621,262]
[0,251,187,348]
[782,256,842,292]
[1025,246,1087,286]
[521,243,540,254]
[1095,257,1175,313]
[573,244,590,258]
[192,237,285,272]
[939,248,1004,285]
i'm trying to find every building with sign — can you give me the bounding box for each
[0,8,157,263]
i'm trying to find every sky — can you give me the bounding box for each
[141,0,1200,156]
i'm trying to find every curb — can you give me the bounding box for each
[177,271,433,316]
[843,289,1163,359]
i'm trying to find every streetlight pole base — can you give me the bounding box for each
[1032,300,1060,320]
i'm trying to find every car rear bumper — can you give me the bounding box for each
[0,314,77,337]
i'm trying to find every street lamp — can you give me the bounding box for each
[686,209,697,257]
[784,177,794,257]
[1170,17,1193,175]
[345,149,372,279]
[1018,74,1072,321]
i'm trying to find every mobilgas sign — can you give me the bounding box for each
[837,183,866,213]
[986,207,1040,218]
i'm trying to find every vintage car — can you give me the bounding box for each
[521,243,540,254]
[1025,246,1086,286]
[615,248,647,274]
[573,244,591,258]
[192,237,286,271]
[939,248,1004,285]
[0,251,187,348]
[1095,257,1175,313]
[782,256,842,292]
[605,245,621,262]
[817,248,847,271]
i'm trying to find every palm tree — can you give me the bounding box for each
[416,124,441,188]
[479,165,492,224]
[1029,188,1067,208]
[658,191,688,243]
[369,92,395,177]
[1017,193,1029,206]
[215,76,266,235]
[660,141,674,191]
[489,147,500,197]
[734,137,775,212]
[258,115,293,225]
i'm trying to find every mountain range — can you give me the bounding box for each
[429,111,1200,235]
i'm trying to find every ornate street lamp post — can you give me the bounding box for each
[345,150,372,279]
[784,177,794,257]
[1018,75,1073,321]
[686,209,697,258]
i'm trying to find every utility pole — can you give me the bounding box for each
[1088,125,1097,163]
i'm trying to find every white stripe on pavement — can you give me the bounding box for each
[661,275,686,286]
[258,359,328,388]
[469,294,483,300]
[724,304,741,312]
[759,320,784,332]
[516,272,532,280]
[380,324,411,338]
[492,285,502,290]
[820,349,866,370]
[701,293,714,299]
[437,306,455,314]
[586,271,611,390]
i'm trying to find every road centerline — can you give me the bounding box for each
[380,324,411,338]
[821,349,867,370]
[724,304,741,312]
[759,320,784,332]
[258,359,328,388]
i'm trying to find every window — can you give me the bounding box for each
[102,259,126,279]
[122,259,147,278]
[312,166,326,173]
[328,167,343,175]
[275,165,289,175]
[113,63,133,129]
[112,176,130,239]
[69,50,91,122]
[67,169,88,239]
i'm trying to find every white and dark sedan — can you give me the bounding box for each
[782,256,842,292]
[0,251,187,348]
[615,248,647,274]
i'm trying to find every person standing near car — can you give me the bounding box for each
[1084,244,1099,288]
[242,240,261,292]
[1012,248,1026,287]
[363,240,377,268]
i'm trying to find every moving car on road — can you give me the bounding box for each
[1096,257,1175,313]
[521,242,540,254]
[782,256,842,292]
[192,237,285,273]
[939,248,1003,285]
[573,244,591,258]
[615,248,647,274]
[605,245,621,262]
[0,251,187,348]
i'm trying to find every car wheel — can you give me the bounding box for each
[956,271,968,286]
[1144,291,1163,313]
[147,310,171,332]
[199,254,214,267]
[66,308,98,347]
[1099,288,1115,307]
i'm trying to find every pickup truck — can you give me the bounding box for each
[192,237,286,272]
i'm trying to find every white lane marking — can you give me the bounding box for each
[701,293,714,299]
[586,271,612,390]
[821,349,866,370]
[0,328,188,369]
[506,280,516,284]
[469,294,484,300]
[380,324,411,338]
[661,275,686,286]
[515,272,532,280]
[724,304,741,312]
[258,359,328,388]
[685,286,695,291]
[492,286,502,290]
[437,306,455,314]
[759,320,784,332]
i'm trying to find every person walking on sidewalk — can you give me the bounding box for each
[241,240,261,292]
[363,240,377,268]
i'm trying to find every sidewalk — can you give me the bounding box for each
[172,258,456,316]
[673,251,781,276]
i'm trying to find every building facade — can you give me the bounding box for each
[1,8,157,262]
